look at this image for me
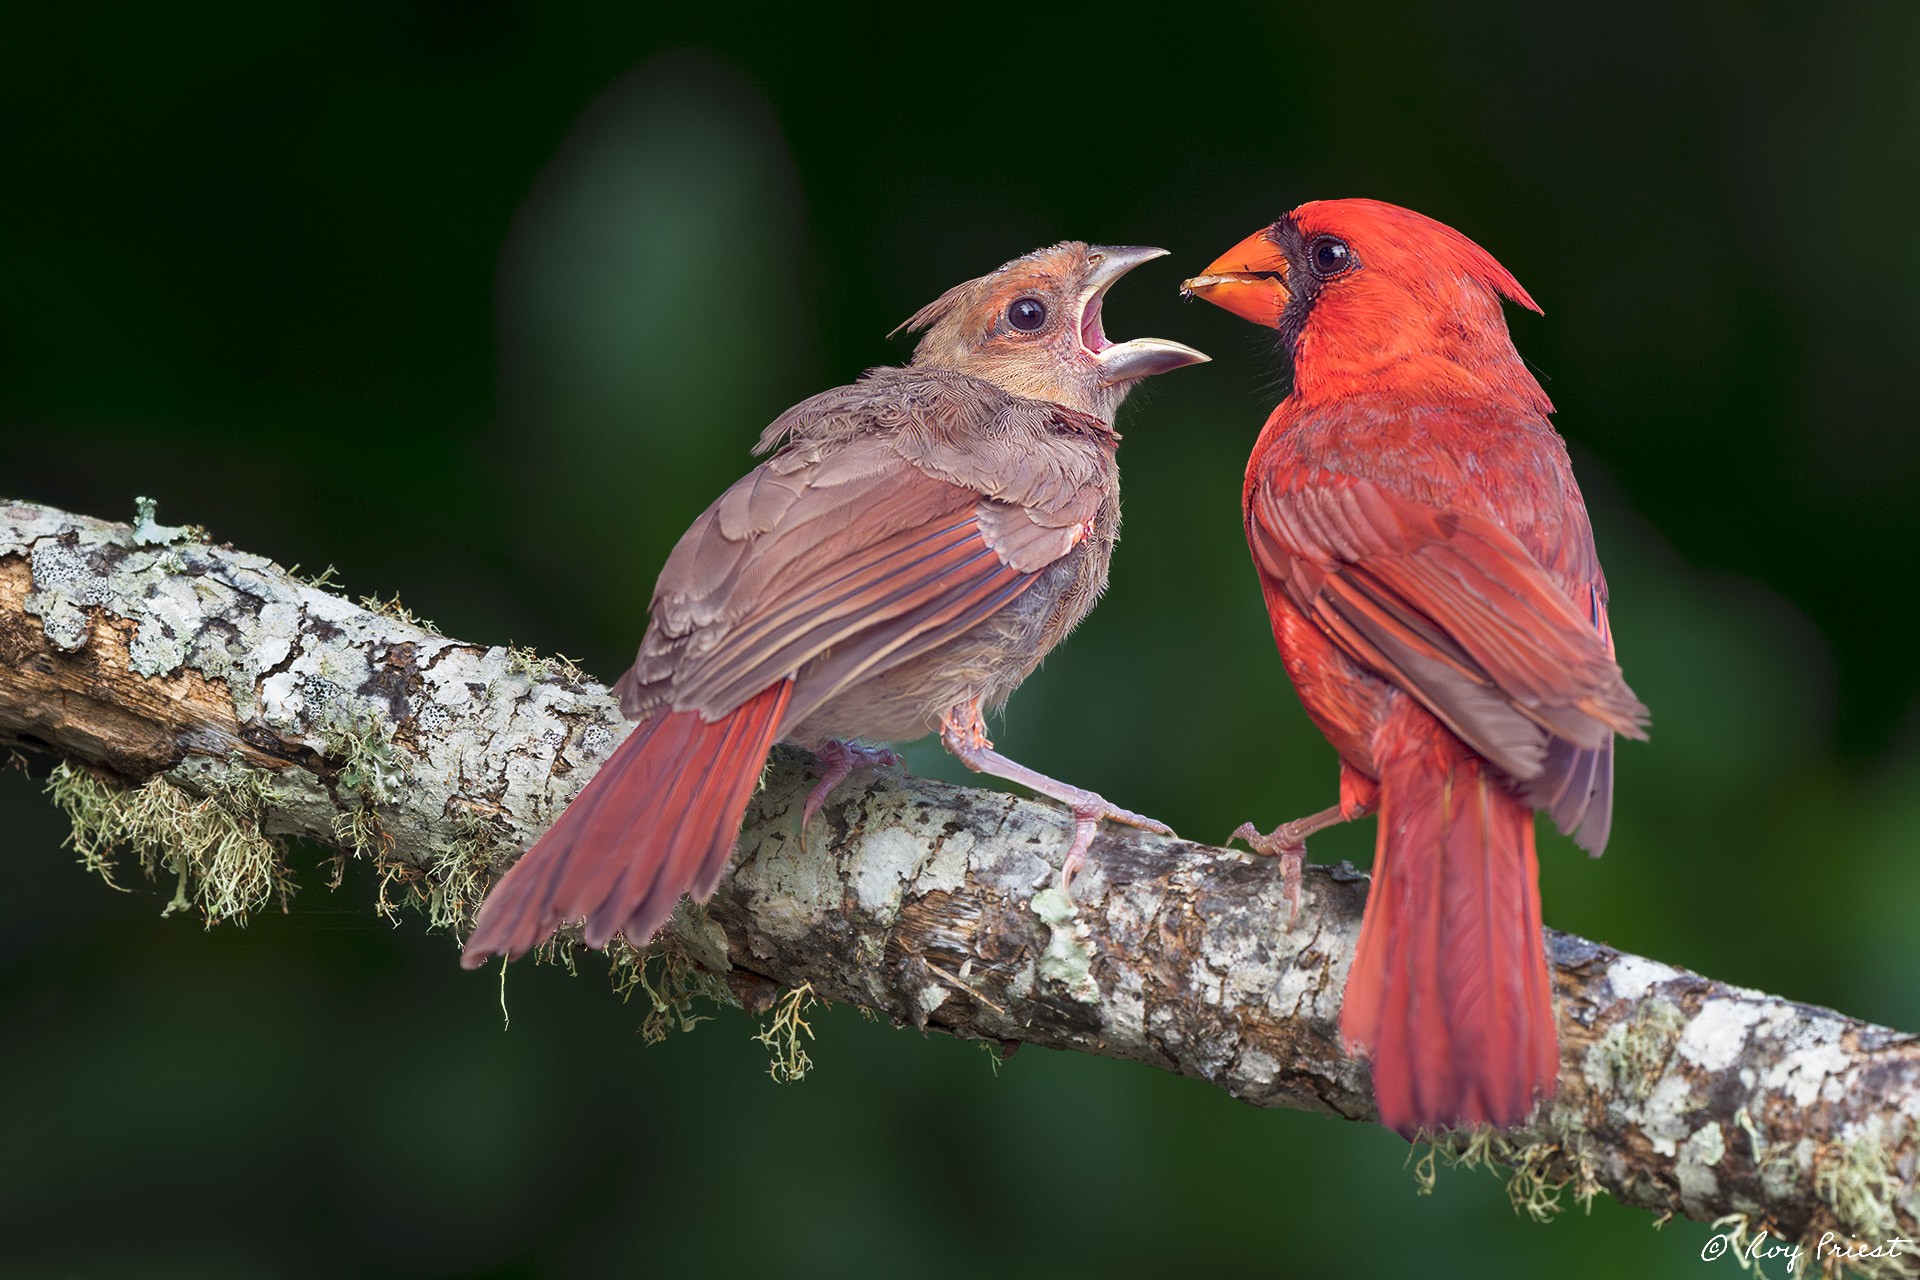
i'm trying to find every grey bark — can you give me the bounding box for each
[2,498,1915,1272]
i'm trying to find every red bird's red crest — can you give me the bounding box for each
[1187,198,1552,415]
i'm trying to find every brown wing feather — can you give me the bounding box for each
[617,370,1112,731]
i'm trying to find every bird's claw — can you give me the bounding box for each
[1231,820,1308,927]
[1231,818,1316,858]
[1060,813,1098,896]
[1058,794,1175,900]
[1105,804,1173,835]
[799,742,901,850]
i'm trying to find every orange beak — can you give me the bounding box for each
[1180,228,1291,328]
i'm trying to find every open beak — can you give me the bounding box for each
[1180,228,1291,328]
[1080,245,1210,386]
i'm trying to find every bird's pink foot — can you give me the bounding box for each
[937,694,1169,901]
[1232,822,1308,924]
[1059,796,1168,898]
[1231,804,1348,926]
[800,740,901,846]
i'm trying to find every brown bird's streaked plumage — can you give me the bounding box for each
[463,243,1207,967]
[1185,200,1647,1134]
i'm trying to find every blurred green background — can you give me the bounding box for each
[5,2,1918,1276]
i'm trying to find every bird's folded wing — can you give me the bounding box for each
[621,405,1099,728]
[1250,478,1647,783]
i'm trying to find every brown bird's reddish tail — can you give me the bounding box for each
[1342,706,1557,1135]
[460,682,792,969]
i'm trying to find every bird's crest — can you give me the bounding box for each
[1294,198,1542,314]
[888,279,971,340]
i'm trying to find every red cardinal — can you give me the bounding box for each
[1184,200,1646,1133]
[463,243,1207,968]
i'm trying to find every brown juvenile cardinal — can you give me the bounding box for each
[1183,200,1647,1134]
[463,243,1207,968]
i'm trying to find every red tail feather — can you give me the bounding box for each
[461,682,791,968]
[1342,704,1557,1134]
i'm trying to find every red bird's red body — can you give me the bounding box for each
[1185,200,1646,1133]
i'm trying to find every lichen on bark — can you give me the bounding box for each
[3,496,1916,1272]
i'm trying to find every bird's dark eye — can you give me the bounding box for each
[1007,297,1048,331]
[1307,235,1355,279]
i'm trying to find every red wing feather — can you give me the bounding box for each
[1252,478,1646,787]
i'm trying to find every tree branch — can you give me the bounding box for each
[4,497,1915,1269]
